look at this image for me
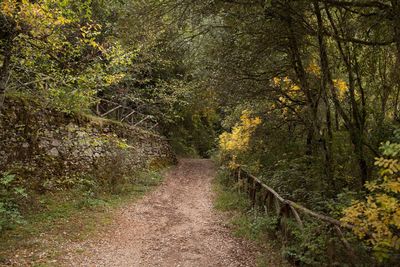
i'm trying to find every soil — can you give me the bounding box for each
[64,159,259,267]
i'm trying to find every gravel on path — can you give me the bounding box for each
[66,159,259,267]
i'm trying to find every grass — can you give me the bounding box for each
[212,169,292,267]
[0,169,165,266]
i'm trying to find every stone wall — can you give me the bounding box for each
[0,97,176,191]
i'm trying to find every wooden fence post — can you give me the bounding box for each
[279,204,290,243]
[333,226,357,267]
[254,182,261,209]
[236,167,359,264]
[274,196,280,215]
[251,179,257,207]
[262,190,269,214]
[247,174,252,197]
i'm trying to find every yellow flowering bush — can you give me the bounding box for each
[341,140,400,259]
[306,61,321,75]
[219,110,261,169]
[1,0,133,113]
[272,76,300,92]
[333,79,348,99]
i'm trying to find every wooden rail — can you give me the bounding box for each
[233,168,357,266]
[6,77,159,131]
[92,98,158,131]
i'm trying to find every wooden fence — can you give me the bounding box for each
[93,98,159,131]
[5,75,159,131]
[233,168,357,266]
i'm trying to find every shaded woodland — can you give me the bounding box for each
[1,0,400,265]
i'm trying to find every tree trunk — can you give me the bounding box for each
[350,129,368,187]
[314,1,335,191]
[391,0,400,119]
[283,3,320,157]
[0,38,13,112]
[324,4,369,187]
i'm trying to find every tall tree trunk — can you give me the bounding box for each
[391,0,400,119]
[284,2,320,156]
[0,38,13,112]
[314,1,335,191]
[392,0,400,63]
[306,126,314,156]
[325,4,369,187]
[335,106,339,130]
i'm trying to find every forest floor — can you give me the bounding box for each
[63,158,259,266]
[2,159,290,266]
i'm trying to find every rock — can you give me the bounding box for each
[66,123,76,130]
[39,140,50,149]
[48,147,59,157]
[84,148,94,157]
[51,139,62,147]
[77,131,86,138]
[43,129,52,137]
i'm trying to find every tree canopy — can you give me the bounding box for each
[1,0,400,264]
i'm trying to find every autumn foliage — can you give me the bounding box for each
[342,137,400,259]
[219,110,261,170]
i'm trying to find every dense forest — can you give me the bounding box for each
[1,0,400,266]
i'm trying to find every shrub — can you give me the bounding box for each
[342,137,400,261]
[0,172,27,233]
[218,110,261,170]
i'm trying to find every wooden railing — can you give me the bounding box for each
[233,168,357,266]
[93,98,159,131]
[4,77,159,131]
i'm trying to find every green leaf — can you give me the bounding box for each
[1,173,16,186]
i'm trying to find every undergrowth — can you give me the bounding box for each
[0,169,165,266]
[213,168,384,267]
[213,168,292,267]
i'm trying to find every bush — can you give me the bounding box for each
[342,137,400,261]
[0,172,27,233]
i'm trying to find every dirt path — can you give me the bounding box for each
[65,159,258,267]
